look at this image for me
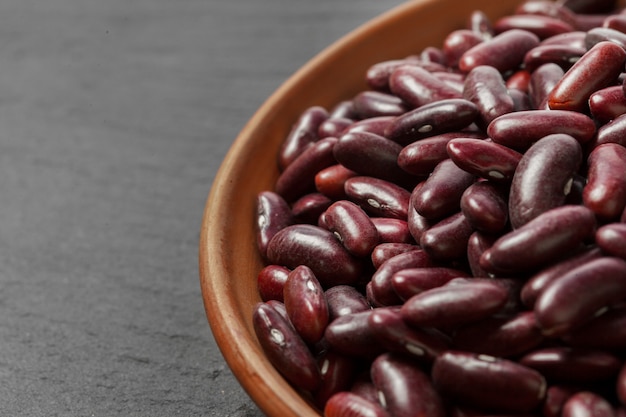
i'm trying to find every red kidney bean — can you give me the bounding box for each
[443,29,486,68]
[388,64,462,109]
[391,267,471,301]
[325,285,371,320]
[534,256,626,337]
[252,302,321,391]
[467,231,498,277]
[508,133,582,229]
[562,391,617,417]
[324,391,390,417]
[528,63,566,110]
[275,136,338,202]
[329,100,357,119]
[460,181,509,234]
[324,310,385,359]
[407,195,433,243]
[315,164,357,201]
[494,14,575,39]
[368,307,450,361]
[323,200,380,258]
[564,307,626,349]
[540,30,587,48]
[515,1,578,27]
[370,242,419,269]
[278,106,328,170]
[352,90,408,118]
[487,109,596,151]
[344,176,411,220]
[589,85,626,123]
[412,158,476,220]
[452,311,544,357]
[314,350,359,407]
[370,218,413,244]
[459,29,540,74]
[463,65,515,128]
[480,205,597,275]
[341,115,396,137]
[432,350,547,413]
[596,223,626,260]
[255,191,293,260]
[585,27,626,50]
[432,71,466,93]
[605,14,626,32]
[507,72,531,94]
[265,299,291,325]
[365,58,415,92]
[257,264,290,302]
[318,116,353,139]
[593,113,626,148]
[371,353,446,417]
[583,143,626,221]
[291,192,332,224]
[420,46,447,65]
[420,211,475,262]
[544,385,582,417]
[446,138,522,184]
[384,98,479,146]
[467,10,494,39]
[400,278,509,328]
[548,41,626,112]
[521,347,622,383]
[266,224,363,287]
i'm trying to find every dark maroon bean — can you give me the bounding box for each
[557,0,616,14]
[467,231,499,277]
[508,133,582,229]
[323,200,380,258]
[467,10,494,39]
[589,85,626,123]
[583,143,626,221]
[432,350,547,413]
[443,29,486,68]
[460,181,509,234]
[333,131,413,186]
[256,191,293,259]
[257,264,290,302]
[330,100,357,119]
[291,192,332,224]
[412,158,476,220]
[452,311,544,357]
[420,211,475,262]
[463,65,515,128]
[315,164,357,201]
[371,353,446,417]
[548,41,626,112]
[352,90,409,119]
[562,391,616,417]
[564,307,626,349]
[544,385,582,417]
[314,350,359,407]
[432,71,466,93]
[596,223,626,260]
[341,115,396,137]
[318,116,354,139]
[364,57,423,92]
[534,256,626,337]
[371,218,413,244]
[604,14,626,33]
[585,27,626,50]
[421,46,447,65]
[388,64,463,109]
[520,347,622,383]
[344,176,411,220]
[350,373,380,404]
[391,267,471,301]
[480,205,597,274]
[368,307,450,361]
[324,391,390,417]
[459,29,540,74]
[275,136,338,202]
[266,224,363,287]
[384,98,479,146]
[528,63,566,110]
[593,113,626,148]
[407,186,433,243]
[370,242,419,269]
[487,110,596,151]
[400,278,509,328]
[494,14,575,39]
[515,1,578,27]
[252,302,321,391]
[618,362,626,406]
[325,285,370,320]
[507,69,531,92]
[265,299,291,325]
[540,31,587,48]
[278,106,328,170]
[324,310,385,359]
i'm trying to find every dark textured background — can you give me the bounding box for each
[0,0,405,415]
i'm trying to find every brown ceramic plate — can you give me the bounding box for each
[199,0,526,415]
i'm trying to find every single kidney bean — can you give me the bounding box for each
[324,310,385,359]
[400,278,509,329]
[391,267,471,301]
[494,14,575,40]
[596,223,626,260]
[487,109,596,151]
[508,133,582,229]
[370,218,413,244]
[543,385,581,417]
[341,115,396,137]
[420,211,475,262]
[412,158,476,220]
[604,13,626,32]
[452,311,544,357]
[585,27,626,50]
[370,242,419,269]
[463,65,515,128]
[266,224,363,287]
[480,205,597,275]
[460,181,509,234]
[593,113,626,148]
[562,391,617,417]
[507,70,531,92]
[388,64,462,109]
[589,85,626,124]
[333,131,414,187]
[368,307,450,361]
[431,350,547,413]
[534,256,626,337]
[447,138,523,183]
[365,58,420,92]
[520,347,622,383]
[384,98,479,146]
[443,29,486,68]
[257,264,290,302]
[323,200,380,258]
[515,1,578,27]
[352,90,408,118]
[314,350,359,407]
[466,231,498,277]
[325,284,371,320]
[291,192,332,224]
[528,63,566,110]
[563,307,626,350]
[252,302,321,391]
[583,143,626,221]
[547,41,626,112]
[278,106,328,170]
[540,31,587,48]
[275,136,338,202]
[459,29,540,74]
[315,164,357,201]
[324,391,390,417]
[318,116,353,139]
[371,353,446,417]
[255,191,293,260]
[344,176,411,220]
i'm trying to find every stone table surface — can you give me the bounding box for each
[0,0,407,415]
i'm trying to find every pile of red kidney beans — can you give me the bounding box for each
[252,0,626,416]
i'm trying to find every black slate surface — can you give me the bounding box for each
[0,0,406,415]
